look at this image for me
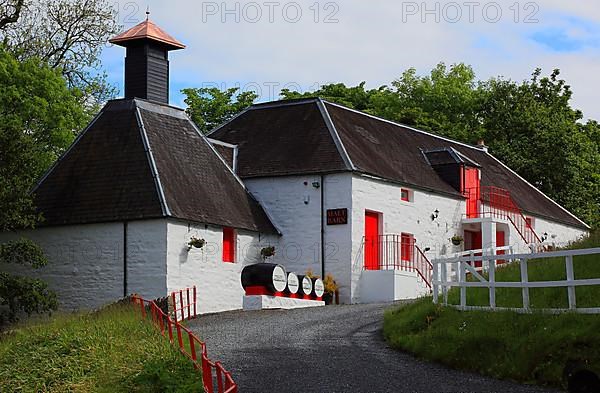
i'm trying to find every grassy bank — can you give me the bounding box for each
[0,304,202,392]
[384,232,600,388]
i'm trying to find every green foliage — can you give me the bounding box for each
[383,232,600,388]
[0,47,87,230]
[183,87,258,134]
[0,239,57,324]
[0,48,85,324]
[0,304,203,391]
[0,0,121,107]
[280,64,600,228]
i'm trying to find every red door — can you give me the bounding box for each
[364,212,380,270]
[464,167,480,218]
[464,230,482,267]
[496,230,506,265]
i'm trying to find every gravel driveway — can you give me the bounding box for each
[188,302,558,393]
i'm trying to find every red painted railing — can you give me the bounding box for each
[131,295,237,393]
[464,186,541,245]
[362,234,433,289]
[171,286,197,321]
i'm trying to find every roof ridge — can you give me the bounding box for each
[316,98,355,171]
[321,100,486,153]
[248,97,320,110]
[135,106,171,217]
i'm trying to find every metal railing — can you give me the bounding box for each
[463,186,541,246]
[171,286,197,321]
[361,234,433,289]
[432,247,600,314]
[131,295,237,393]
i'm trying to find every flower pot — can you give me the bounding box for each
[452,239,462,246]
[323,292,334,305]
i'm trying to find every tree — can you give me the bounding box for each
[183,87,258,134]
[0,48,85,323]
[0,0,121,107]
[0,0,24,29]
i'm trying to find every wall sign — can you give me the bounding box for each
[327,208,348,225]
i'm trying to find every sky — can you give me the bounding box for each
[101,0,600,120]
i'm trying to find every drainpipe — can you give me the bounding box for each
[123,221,128,298]
[320,175,325,278]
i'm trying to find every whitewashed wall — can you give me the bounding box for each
[351,174,466,303]
[126,220,168,300]
[529,215,588,249]
[245,174,354,301]
[0,223,123,310]
[0,220,168,310]
[165,219,277,314]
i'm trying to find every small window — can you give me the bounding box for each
[401,233,414,262]
[401,188,412,202]
[525,217,534,228]
[222,227,236,263]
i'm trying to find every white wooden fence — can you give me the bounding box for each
[432,247,600,314]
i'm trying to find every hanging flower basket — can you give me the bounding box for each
[451,235,464,246]
[187,237,206,251]
[260,246,275,259]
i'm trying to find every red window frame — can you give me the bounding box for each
[222,227,235,263]
[401,233,414,262]
[401,189,410,202]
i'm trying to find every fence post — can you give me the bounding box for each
[171,292,177,322]
[565,255,576,310]
[176,321,184,350]
[193,286,197,318]
[186,288,191,320]
[179,290,185,320]
[520,259,530,310]
[188,331,198,369]
[441,262,448,305]
[489,255,496,309]
[459,259,467,310]
[432,262,439,304]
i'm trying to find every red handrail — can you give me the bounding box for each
[362,235,433,289]
[131,295,237,393]
[464,186,541,245]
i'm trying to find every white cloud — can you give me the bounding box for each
[106,0,600,119]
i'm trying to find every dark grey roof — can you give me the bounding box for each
[33,99,278,234]
[210,98,588,229]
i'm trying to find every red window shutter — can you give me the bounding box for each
[222,227,235,263]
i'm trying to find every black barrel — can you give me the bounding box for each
[311,277,325,298]
[286,272,299,295]
[241,263,287,293]
[297,275,313,297]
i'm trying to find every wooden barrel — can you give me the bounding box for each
[297,275,313,297]
[286,272,299,294]
[241,263,287,293]
[311,278,325,298]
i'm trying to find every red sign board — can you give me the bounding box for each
[327,208,348,225]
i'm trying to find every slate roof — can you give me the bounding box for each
[33,99,278,234]
[210,98,588,229]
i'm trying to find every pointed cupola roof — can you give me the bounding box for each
[109,19,185,49]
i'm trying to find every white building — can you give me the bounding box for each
[1,20,589,313]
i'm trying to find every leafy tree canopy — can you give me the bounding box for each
[183,87,258,134]
[0,0,121,109]
[0,48,84,323]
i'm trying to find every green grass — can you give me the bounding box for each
[384,231,600,388]
[0,304,203,392]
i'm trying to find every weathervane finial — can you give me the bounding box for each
[145,6,150,20]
